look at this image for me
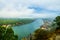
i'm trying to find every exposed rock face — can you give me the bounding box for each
[56,35,60,40]
[54,28,60,40]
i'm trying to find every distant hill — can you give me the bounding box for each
[0,18,35,26]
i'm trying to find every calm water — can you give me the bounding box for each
[12,18,43,40]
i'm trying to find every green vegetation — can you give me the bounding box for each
[0,18,35,26]
[0,26,18,40]
[54,16,60,34]
[54,16,60,29]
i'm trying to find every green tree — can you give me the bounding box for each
[54,16,60,29]
[0,26,18,40]
[54,16,60,34]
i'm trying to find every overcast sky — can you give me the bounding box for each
[0,0,60,18]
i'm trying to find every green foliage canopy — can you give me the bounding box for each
[0,26,18,40]
[54,16,60,29]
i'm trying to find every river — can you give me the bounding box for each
[12,18,44,40]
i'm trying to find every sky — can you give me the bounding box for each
[0,0,60,18]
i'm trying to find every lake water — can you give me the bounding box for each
[12,18,44,40]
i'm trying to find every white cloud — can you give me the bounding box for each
[0,6,34,18]
[0,0,60,18]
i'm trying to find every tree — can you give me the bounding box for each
[54,16,60,34]
[54,16,60,29]
[0,26,18,40]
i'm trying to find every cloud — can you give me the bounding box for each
[0,0,60,18]
[0,6,34,18]
[30,0,60,11]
